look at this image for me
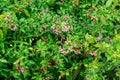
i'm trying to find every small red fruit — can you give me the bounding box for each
[19,9,23,12]
[86,12,89,15]
[84,52,88,56]
[16,65,20,70]
[44,39,47,43]
[39,67,46,72]
[88,16,93,19]
[55,61,59,65]
[48,62,52,66]
[61,75,65,79]
[41,25,46,30]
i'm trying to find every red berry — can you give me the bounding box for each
[61,75,65,79]
[84,52,88,56]
[41,25,46,30]
[44,39,47,43]
[16,65,20,70]
[86,12,89,15]
[55,61,59,65]
[39,67,46,72]
[48,62,52,66]
[19,9,23,12]
[89,16,92,19]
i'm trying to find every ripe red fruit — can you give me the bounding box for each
[44,39,47,43]
[16,65,20,70]
[19,9,23,12]
[84,52,88,56]
[61,75,65,79]
[39,67,46,72]
[48,62,52,66]
[88,16,93,19]
[41,25,46,30]
[86,12,89,15]
[55,61,59,65]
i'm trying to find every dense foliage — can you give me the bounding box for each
[0,0,120,80]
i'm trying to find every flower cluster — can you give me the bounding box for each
[59,46,70,54]
[16,65,26,73]
[97,33,102,41]
[62,15,69,20]
[61,22,71,32]
[40,8,49,15]
[4,13,11,23]
[90,50,97,56]
[59,38,81,55]
[51,22,71,34]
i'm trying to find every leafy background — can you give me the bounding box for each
[0,0,120,80]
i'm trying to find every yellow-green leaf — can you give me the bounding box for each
[106,0,113,7]
[100,15,106,25]
[0,29,3,38]
[0,58,7,63]
[24,9,30,17]
[113,0,118,8]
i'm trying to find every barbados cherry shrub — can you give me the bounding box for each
[0,0,120,80]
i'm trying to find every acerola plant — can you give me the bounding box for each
[0,0,120,80]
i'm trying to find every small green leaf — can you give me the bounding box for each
[24,9,30,17]
[66,71,69,76]
[100,15,106,25]
[113,0,118,8]
[0,29,3,38]
[0,58,7,63]
[85,33,96,43]
[106,0,113,7]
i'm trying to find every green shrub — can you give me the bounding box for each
[0,0,120,80]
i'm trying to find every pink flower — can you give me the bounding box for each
[20,68,25,73]
[16,65,25,73]
[63,15,69,20]
[61,22,71,32]
[97,33,102,41]
[10,24,16,31]
[74,51,79,55]
[55,21,60,24]
[51,24,56,30]
[40,8,49,15]
[59,47,69,54]
[4,13,11,23]
[53,29,61,34]
[68,46,73,50]
[90,50,97,56]
[62,26,70,32]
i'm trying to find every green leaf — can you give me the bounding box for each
[84,42,89,48]
[24,9,30,17]
[94,42,110,48]
[0,13,7,20]
[2,26,8,38]
[0,29,3,38]
[85,33,96,43]
[106,0,113,7]
[113,0,118,8]
[66,71,69,76]
[100,15,106,25]
[0,58,7,63]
